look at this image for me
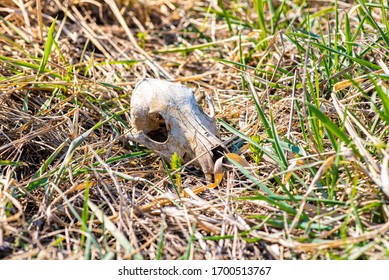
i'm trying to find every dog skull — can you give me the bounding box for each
[127,78,224,180]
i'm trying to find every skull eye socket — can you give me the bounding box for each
[212,145,225,162]
[146,113,168,143]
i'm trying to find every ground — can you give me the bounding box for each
[0,0,388,260]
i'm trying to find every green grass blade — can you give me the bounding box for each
[0,160,25,167]
[309,41,380,70]
[80,178,90,248]
[51,183,102,256]
[38,18,57,75]
[156,219,166,260]
[87,200,143,260]
[269,113,288,168]
[307,103,351,145]
[357,0,389,48]
[227,157,297,214]
[0,55,64,79]
[254,0,267,43]
[218,119,284,167]
[27,140,68,191]
[55,115,115,183]
[266,195,346,205]
[344,12,352,56]
[218,0,233,36]
[371,77,389,125]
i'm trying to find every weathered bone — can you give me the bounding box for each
[127,78,224,180]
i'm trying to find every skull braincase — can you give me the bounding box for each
[128,78,223,179]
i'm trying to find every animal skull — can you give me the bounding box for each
[127,78,224,180]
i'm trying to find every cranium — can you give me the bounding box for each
[127,78,224,180]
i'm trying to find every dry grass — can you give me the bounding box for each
[0,0,388,260]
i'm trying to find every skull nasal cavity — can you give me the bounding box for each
[146,113,168,143]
